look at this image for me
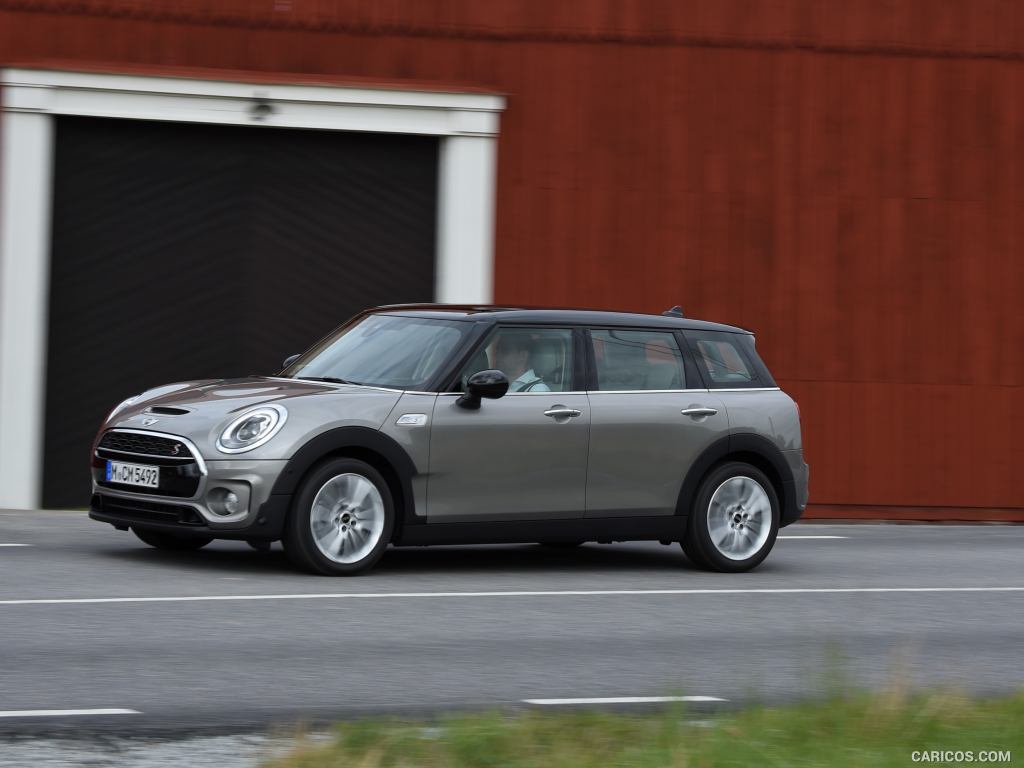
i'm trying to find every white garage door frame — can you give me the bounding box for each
[0,67,505,510]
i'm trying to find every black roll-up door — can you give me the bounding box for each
[44,116,438,508]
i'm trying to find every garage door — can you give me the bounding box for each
[43,116,438,508]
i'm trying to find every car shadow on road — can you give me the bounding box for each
[382,543,694,573]
[97,544,299,575]
[96,540,734,576]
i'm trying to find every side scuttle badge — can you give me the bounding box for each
[396,413,428,427]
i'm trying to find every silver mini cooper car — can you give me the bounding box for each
[90,305,808,575]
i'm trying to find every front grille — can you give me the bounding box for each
[94,430,202,497]
[98,431,191,458]
[92,494,205,526]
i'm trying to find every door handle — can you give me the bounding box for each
[681,407,718,417]
[544,407,582,419]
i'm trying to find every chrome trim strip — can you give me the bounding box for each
[586,389,712,395]
[502,391,589,397]
[100,429,208,475]
[437,391,589,397]
[439,389,715,396]
[711,387,781,392]
[438,386,777,396]
[440,389,715,395]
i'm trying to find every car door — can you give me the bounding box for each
[585,327,728,517]
[426,326,590,522]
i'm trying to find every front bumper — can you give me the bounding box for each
[91,458,287,527]
[89,492,292,540]
[91,428,290,537]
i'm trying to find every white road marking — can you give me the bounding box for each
[0,543,32,547]
[0,586,1021,607]
[777,535,847,539]
[524,696,727,705]
[0,709,139,718]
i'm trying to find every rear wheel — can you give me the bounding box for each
[681,462,779,572]
[132,527,212,551]
[283,458,394,576]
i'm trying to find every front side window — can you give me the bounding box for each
[590,329,687,391]
[458,327,574,393]
[283,314,467,390]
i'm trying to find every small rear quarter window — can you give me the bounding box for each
[684,330,773,389]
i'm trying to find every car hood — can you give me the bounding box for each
[102,377,406,459]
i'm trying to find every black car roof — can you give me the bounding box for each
[370,304,752,334]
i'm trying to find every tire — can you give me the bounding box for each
[282,457,395,576]
[681,461,779,573]
[133,527,212,551]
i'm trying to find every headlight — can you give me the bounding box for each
[217,405,287,454]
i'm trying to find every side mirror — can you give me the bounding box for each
[281,353,300,370]
[457,369,509,410]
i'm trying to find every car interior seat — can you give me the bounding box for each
[601,332,647,389]
[643,339,682,389]
[528,338,563,390]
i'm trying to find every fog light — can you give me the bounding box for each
[208,487,242,516]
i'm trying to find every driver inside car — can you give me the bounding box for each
[493,331,551,392]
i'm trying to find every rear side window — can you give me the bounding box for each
[590,329,688,390]
[684,330,773,389]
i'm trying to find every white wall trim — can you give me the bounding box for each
[0,111,54,511]
[2,69,505,134]
[436,136,497,305]
[0,68,504,509]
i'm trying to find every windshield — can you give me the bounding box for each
[282,314,468,390]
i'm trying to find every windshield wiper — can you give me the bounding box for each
[296,375,362,386]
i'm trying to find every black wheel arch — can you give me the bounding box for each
[676,432,800,526]
[268,427,419,539]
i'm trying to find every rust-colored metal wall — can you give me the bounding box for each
[2,1,1022,519]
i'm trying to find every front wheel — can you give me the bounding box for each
[133,527,212,551]
[282,458,394,576]
[681,462,779,572]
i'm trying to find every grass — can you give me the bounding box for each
[262,688,1023,767]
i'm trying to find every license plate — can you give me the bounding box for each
[105,460,160,488]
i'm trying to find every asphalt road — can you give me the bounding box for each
[0,510,1021,735]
